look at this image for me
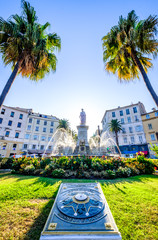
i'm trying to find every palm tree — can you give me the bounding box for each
[0,0,61,107]
[109,119,122,154]
[102,10,158,106]
[57,119,70,130]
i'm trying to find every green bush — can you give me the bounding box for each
[116,167,131,177]
[52,168,65,178]
[0,158,13,169]
[106,170,116,179]
[24,164,35,174]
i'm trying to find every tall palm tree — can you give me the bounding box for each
[109,119,122,154]
[0,0,61,107]
[57,119,70,130]
[102,10,158,106]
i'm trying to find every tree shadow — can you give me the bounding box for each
[23,190,59,240]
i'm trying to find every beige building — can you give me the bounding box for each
[0,106,31,157]
[22,111,59,155]
[141,109,158,158]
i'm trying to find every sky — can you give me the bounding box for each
[0,0,158,137]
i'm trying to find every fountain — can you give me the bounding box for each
[89,131,120,156]
[42,128,76,157]
[43,109,119,157]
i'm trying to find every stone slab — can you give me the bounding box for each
[40,183,122,240]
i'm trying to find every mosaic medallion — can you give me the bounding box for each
[40,183,122,240]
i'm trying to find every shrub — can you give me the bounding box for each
[24,164,35,175]
[116,167,131,177]
[33,169,43,176]
[65,170,77,178]
[82,171,91,179]
[52,168,65,178]
[106,169,116,179]
[0,158,13,169]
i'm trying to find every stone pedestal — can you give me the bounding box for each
[74,125,90,155]
[40,183,122,240]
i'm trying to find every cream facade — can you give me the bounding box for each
[141,109,158,158]
[23,111,59,155]
[101,102,148,156]
[0,106,31,157]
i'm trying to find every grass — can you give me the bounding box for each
[0,174,157,240]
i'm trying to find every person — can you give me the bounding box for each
[80,109,86,125]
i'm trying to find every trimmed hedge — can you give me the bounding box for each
[5,154,155,179]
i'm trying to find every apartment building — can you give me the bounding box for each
[22,111,59,155]
[101,102,148,156]
[0,106,31,157]
[141,109,158,158]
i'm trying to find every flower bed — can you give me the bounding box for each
[5,154,155,179]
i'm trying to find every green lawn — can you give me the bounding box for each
[0,174,158,240]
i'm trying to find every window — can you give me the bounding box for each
[2,143,7,150]
[5,131,10,137]
[36,119,40,124]
[17,122,21,128]
[129,127,133,133]
[155,112,158,117]
[0,118,3,124]
[150,134,156,141]
[126,109,130,115]
[1,108,5,114]
[19,114,23,119]
[15,132,19,138]
[29,118,32,123]
[27,125,31,130]
[8,120,12,126]
[44,120,47,126]
[127,117,131,123]
[139,135,143,142]
[43,127,46,132]
[33,135,38,140]
[146,114,150,119]
[32,145,36,149]
[148,124,152,130]
[124,137,127,143]
[48,137,52,142]
[134,115,139,122]
[122,128,126,133]
[121,118,124,124]
[131,136,135,143]
[40,145,44,150]
[133,107,137,113]
[48,146,52,150]
[35,126,39,131]
[50,128,53,133]
[112,112,115,117]
[10,111,15,117]
[41,136,46,141]
[135,125,142,132]
[13,144,17,150]
[51,121,54,126]
[25,134,30,139]
[23,144,28,149]
[119,110,123,116]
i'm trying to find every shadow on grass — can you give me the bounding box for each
[23,188,59,240]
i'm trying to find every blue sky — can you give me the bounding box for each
[0,0,158,137]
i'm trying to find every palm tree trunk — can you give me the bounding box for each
[0,62,20,108]
[131,49,158,107]
[115,131,121,156]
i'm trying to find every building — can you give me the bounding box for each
[0,106,31,157]
[101,102,148,157]
[22,110,59,155]
[141,108,158,158]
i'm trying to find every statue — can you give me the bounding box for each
[80,109,86,125]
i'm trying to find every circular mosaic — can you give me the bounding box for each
[57,188,105,220]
